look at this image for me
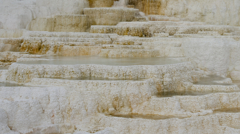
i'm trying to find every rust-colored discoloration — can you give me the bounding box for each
[20,40,43,54]
[39,43,50,54]
[0,39,23,52]
[128,0,162,15]
[58,45,63,54]
[20,39,54,54]
[53,45,59,54]
[88,0,115,7]
[20,38,103,56]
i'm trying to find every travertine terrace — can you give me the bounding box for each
[1,0,240,134]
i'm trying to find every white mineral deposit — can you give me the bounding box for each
[1,0,240,134]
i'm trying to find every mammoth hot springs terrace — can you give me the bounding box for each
[1,0,240,134]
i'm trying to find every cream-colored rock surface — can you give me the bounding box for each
[19,31,116,56]
[90,21,228,37]
[27,78,157,113]
[0,108,19,134]
[183,38,231,76]
[0,0,89,29]
[7,61,196,92]
[0,86,97,133]
[97,113,240,134]
[25,78,240,115]
[35,0,89,16]
[143,41,184,57]
[20,37,111,55]
[0,0,35,29]
[0,78,238,133]
[99,49,160,58]
[230,71,240,80]
[54,15,89,32]
[129,0,240,26]
[88,0,115,7]
[0,39,23,52]
[0,52,43,68]
[84,8,139,25]
[74,128,115,134]
[0,29,25,38]
[0,52,42,62]
[0,70,8,82]
[2,0,240,31]
[27,15,90,32]
[1,0,240,133]
[27,17,56,32]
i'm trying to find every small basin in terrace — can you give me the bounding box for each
[48,76,145,81]
[156,90,237,97]
[107,113,186,120]
[194,75,232,86]
[214,108,240,113]
[17,56,186,66]
[0,82,23,87]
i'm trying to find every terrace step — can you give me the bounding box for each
[166,25,235,35]
[148,15,182,21]
[84,8,139,25]
[99,49,160,58]
[27,15,89,32]
[23,31,116,38]
[0,38,23,52]
[102,44,144,49]
[98,113,240,133]
[20,37,112,55]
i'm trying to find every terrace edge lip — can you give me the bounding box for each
[17,56,185,66]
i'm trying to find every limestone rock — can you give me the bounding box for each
[0,0,34,29]
[182,38,231,76]
[0,108,19,134]
[27,15,90,32]
[36,0,89,16]
[84,8,139,25]
[129,0,240,26]
[0,0,89,29]
[88,0,115,7]
[231,71,240,80]
[1,0,240,133]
